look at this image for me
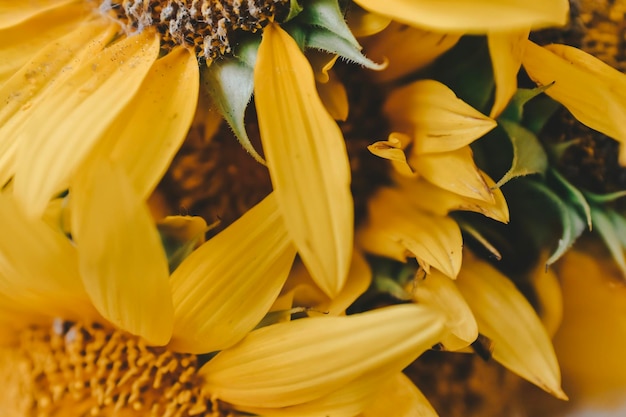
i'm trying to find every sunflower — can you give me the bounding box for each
[0,157,450,416]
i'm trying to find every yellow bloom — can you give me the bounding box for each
[0,159,448,416]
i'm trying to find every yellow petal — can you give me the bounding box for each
[285,249,372,316]
[384,80,497,154]
[254,23,353,297]
[346,6,392,37]
[363,22,460,83]
[368,133,416,177]
[488,29,530,118]
[358,187,463,278]
[352,0,568,33]
[456,254,567,399]
[71,159,174,346]
[530,252,563,337]
[14,29,160,218]
[168,193,296,354]
[0,0,77,29]
[411,269,478,350]
[394,173,509,223]
[361,373,439,417]
[523,40,626,143]
[0,193,94,320]
[413,147,494,202]
[0,21,115,187]
[317,70,349,122]
[201,304,445,408]
[90,46,199,199]
[237,370,386,417]
[0,2,90,83]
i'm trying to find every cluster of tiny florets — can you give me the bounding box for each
[99,0,289,62]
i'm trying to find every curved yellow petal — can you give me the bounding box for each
[353,0,568,33]
[201,304,445,408]
[411,269,478,350]
[254,23,353,297]
[413,147,494,202]
[346,5,392,37]
[14,29,160,218]
[0,193,94,320]
[88,46,199,199]
[368,133,416,177]
[363,22,460,83]
[456,254,567,399]
[237,369,386,417]
[317,70,349,122]
[0,21,115,188]
[384,80,497,154]
[168,194,297,354]
[523,40,626,143]
[0,2,90,83]
[71,159,173,346]
[395,173,509,223]
[488,29,530,118]
[358,187,463,278]
[361,373,438,417]
[0,0,77,29]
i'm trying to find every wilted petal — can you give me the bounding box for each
[358,187,463,278]
[523,40,626,143]
[413,147,494,202]
[169,194,296,354]
[368,133,416,176]
[363,22,460,83]
[352,0,568,33]
[254,23,353,297]
[71,159,174,346]
[201,304,445,408]
[411,269,478,350]
[93,46,199,199]
[384,80,497,154]
[0,193,95,320]
[14,29,160,217]
[456,254,567,399]
[488,29,530,118]
[361,373,438,417]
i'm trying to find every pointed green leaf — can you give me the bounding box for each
[591,207,626,276]
[499,84,553,123]
[201,60,264,164]
[299,0,359,49]
[584,189,626,204]
[305,27,384,70]
[523,95,562,134]
[285,0,304,21]
[549,168,592,230]
[495,119,548,188]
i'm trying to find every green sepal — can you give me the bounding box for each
[158,217,216,274]
[284,0,304,22]
[373,275,413,301]
[495,119,548,188]
[584,189,626,204]
[305,27,384,69]
[299,0,360,49]
[254,307,308,329]
[549,168,592,230]
[522,95,561,135]
[590,207,626,276]
[201,59,265,164]
[524,180,587,267]
[499,84,554,123]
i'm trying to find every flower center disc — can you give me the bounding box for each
[1,321,227,416]
[99,0,290,62]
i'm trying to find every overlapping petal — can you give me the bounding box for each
[353,0,568,33]
[488,29,529,118]
[361,373,438,417]
[523,40,626,144]
[358,187,463,278]
[14,28,160,217]
[168,193,297,354]
[254,23,353,297]
[71,159,174,346]
[201,304,445,408]
[456,254,567,399]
